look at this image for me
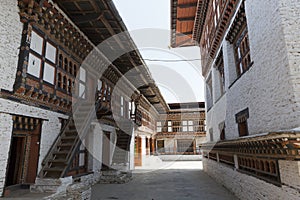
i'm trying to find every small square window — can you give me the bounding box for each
[30,31,43,55]
[43,63,55,84]
[45,42,57,63]
[27,53,41,78]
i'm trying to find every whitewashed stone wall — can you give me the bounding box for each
[279,160,300,190]
[203,158,300,200]
[0,0,22,92]
[206,0,300,140]
[206,95,227,141]
[278,0,300,116]
[0,113,13,195]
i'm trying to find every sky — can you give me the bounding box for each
[113,0,205,103]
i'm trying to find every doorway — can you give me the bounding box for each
[134,136,142,166]
[102,131,111,170]
[5,116,42,187]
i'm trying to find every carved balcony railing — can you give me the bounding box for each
[201,131,300,186]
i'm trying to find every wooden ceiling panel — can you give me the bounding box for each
[177,7,197,18]
[171,0,198,47]
[77,1,94,11]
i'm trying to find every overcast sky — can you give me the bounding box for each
[113,0,205,103]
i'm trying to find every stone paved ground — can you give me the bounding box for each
[91,161,237,200]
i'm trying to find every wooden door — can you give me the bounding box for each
[134,137,142,166]
[6,136,26,186]
[102,132,111,170]
[26,124,41,183]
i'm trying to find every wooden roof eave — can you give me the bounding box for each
[52,0,168,112]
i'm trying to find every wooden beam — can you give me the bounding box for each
[177,31,193,35]
[71,13,102,24]
[178,2,198,8]
[177,16,195,21]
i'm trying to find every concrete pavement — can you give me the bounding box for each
[91,161,237,200]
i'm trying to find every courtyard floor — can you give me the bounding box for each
[91,161,237,200]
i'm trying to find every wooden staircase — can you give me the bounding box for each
[112,119,134,165]
[39,100,100,178]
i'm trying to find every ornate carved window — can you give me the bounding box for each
[57,73,62,88]
[64,58,68,71]
[156,121,162,133]
[167,121,172,132]
[68,79,72,93]
[216,50,225,95]
[236,108,249,137]
[63,76,67,90]
[206,74,213,111]
[234,27,251,76]
[226,2,252,78]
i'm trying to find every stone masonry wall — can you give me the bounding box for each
[203,158,300,200]
[0,0,22,92]
[0,114,13,195]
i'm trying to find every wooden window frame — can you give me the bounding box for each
[216,51,225,95]
[167,121,172,132]
[156,121,162,133]
[28,29,57,86]
[234,25,252,77]
[236,108,250,137]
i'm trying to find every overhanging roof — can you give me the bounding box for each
[52,0,169,112]
[170,0,209,48]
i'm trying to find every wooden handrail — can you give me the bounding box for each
[39,91,87,177]
[62,97,102,177]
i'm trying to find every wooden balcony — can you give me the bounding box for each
[156,131,206,139]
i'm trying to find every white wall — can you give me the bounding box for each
[206,0,300,141]
[203,158,300,200]
[278,0,300,113]
[0,113,13,195]
[0,0,22,92]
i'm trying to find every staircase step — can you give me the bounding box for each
[49,159,68,164]
[43,167,64,172]
[53,151,69,155]
[58,143,73,147]
[61,136,77,141]
[65,131,78,136]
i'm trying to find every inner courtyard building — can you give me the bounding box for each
[0,0,299,199]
